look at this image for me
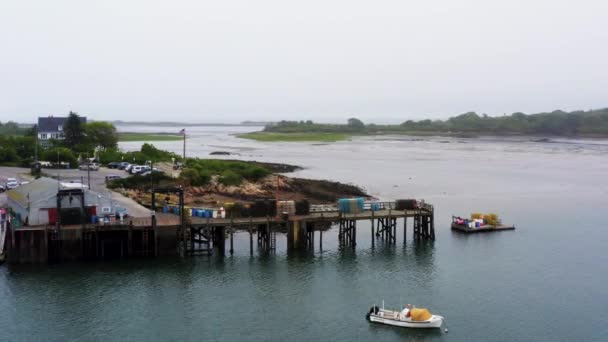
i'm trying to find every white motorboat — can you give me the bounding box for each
[366,304,444,329]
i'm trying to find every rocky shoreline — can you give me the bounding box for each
[121,161,368,208]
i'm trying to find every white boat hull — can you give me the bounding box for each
[367,307,444,329]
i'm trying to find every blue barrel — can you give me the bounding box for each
[338,199,350,213]
[191,209,197,217]
[91,215,98,224]
[162,206,169,213]
[204,210,212,218]
[173,207,180,215]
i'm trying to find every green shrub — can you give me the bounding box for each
[98,144,180,165]
[41,147,78,168]
[180,168,213,186]
[107,172,173,190]
[180,159,270,186]
[0,146,18,163]
[219,170,242,186]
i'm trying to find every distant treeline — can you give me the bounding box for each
[265,109,608,136]
[0,121,31,136]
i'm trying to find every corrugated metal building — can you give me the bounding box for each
[6,177,114,226]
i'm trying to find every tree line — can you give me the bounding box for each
[0,112,120,167]
[264,108,608,136]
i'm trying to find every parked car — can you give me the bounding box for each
[107,162,120,169]
[131,165,145,174]
[79,163,100,171]
[0,184,5,193]
[140,170,163,177]
[125,164,135,172]
[105,175,122,183]
[6,178,19,190]
[117,162,130,170]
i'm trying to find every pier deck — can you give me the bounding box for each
[3,201,436,263]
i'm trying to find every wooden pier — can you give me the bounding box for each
[2,201,435,264]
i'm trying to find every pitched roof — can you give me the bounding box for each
[6,177,60,208]
[6,177,95,208]
[38,116,87,132]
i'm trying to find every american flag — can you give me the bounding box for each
[179,128,185,135]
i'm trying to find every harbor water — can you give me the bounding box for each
[1,126,607,341]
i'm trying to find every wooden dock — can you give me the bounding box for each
[2,200,436,264]
[0,218,6,264]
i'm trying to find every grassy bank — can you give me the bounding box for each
[118,132,183,142]
[237,132,350,142]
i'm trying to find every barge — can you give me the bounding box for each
[451,215,515,233]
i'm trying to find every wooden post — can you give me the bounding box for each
[319,229,322,251]
[403,215,407,244]
[152,215,159,257]
[386,207,393,243]
[95,224,99,259]
[371,210,375,247]
[206,217,211,251]
[80,226,84,260]
[430,211,435,240]
[307,224,315,250]
[229,214,234,255]
[29,229,34,263]
[127,225,133,257]
[393,218,397,244]
[249,217,253,255]
[266,216,270,251]
[43,226,49,263]
[352,220,356,247]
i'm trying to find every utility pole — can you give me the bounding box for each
[148,160,154,190]
[182,129,186,162]
[87,153,91,190]
[34,124,38,162]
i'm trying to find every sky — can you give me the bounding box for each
[1,0,607,124]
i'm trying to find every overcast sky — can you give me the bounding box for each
[1,0,607,124]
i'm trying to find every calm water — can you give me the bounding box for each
[1,126,607,341]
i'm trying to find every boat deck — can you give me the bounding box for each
[451,223,515,233]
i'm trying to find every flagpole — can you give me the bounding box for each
[182,129,186,161]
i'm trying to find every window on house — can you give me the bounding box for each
[40,133,47,139]
[58,125,63,131]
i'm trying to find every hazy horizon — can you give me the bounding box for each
[1,0,607,123]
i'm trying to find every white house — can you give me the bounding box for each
[37,116,87,146]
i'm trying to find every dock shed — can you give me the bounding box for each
[6,177,114,226]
